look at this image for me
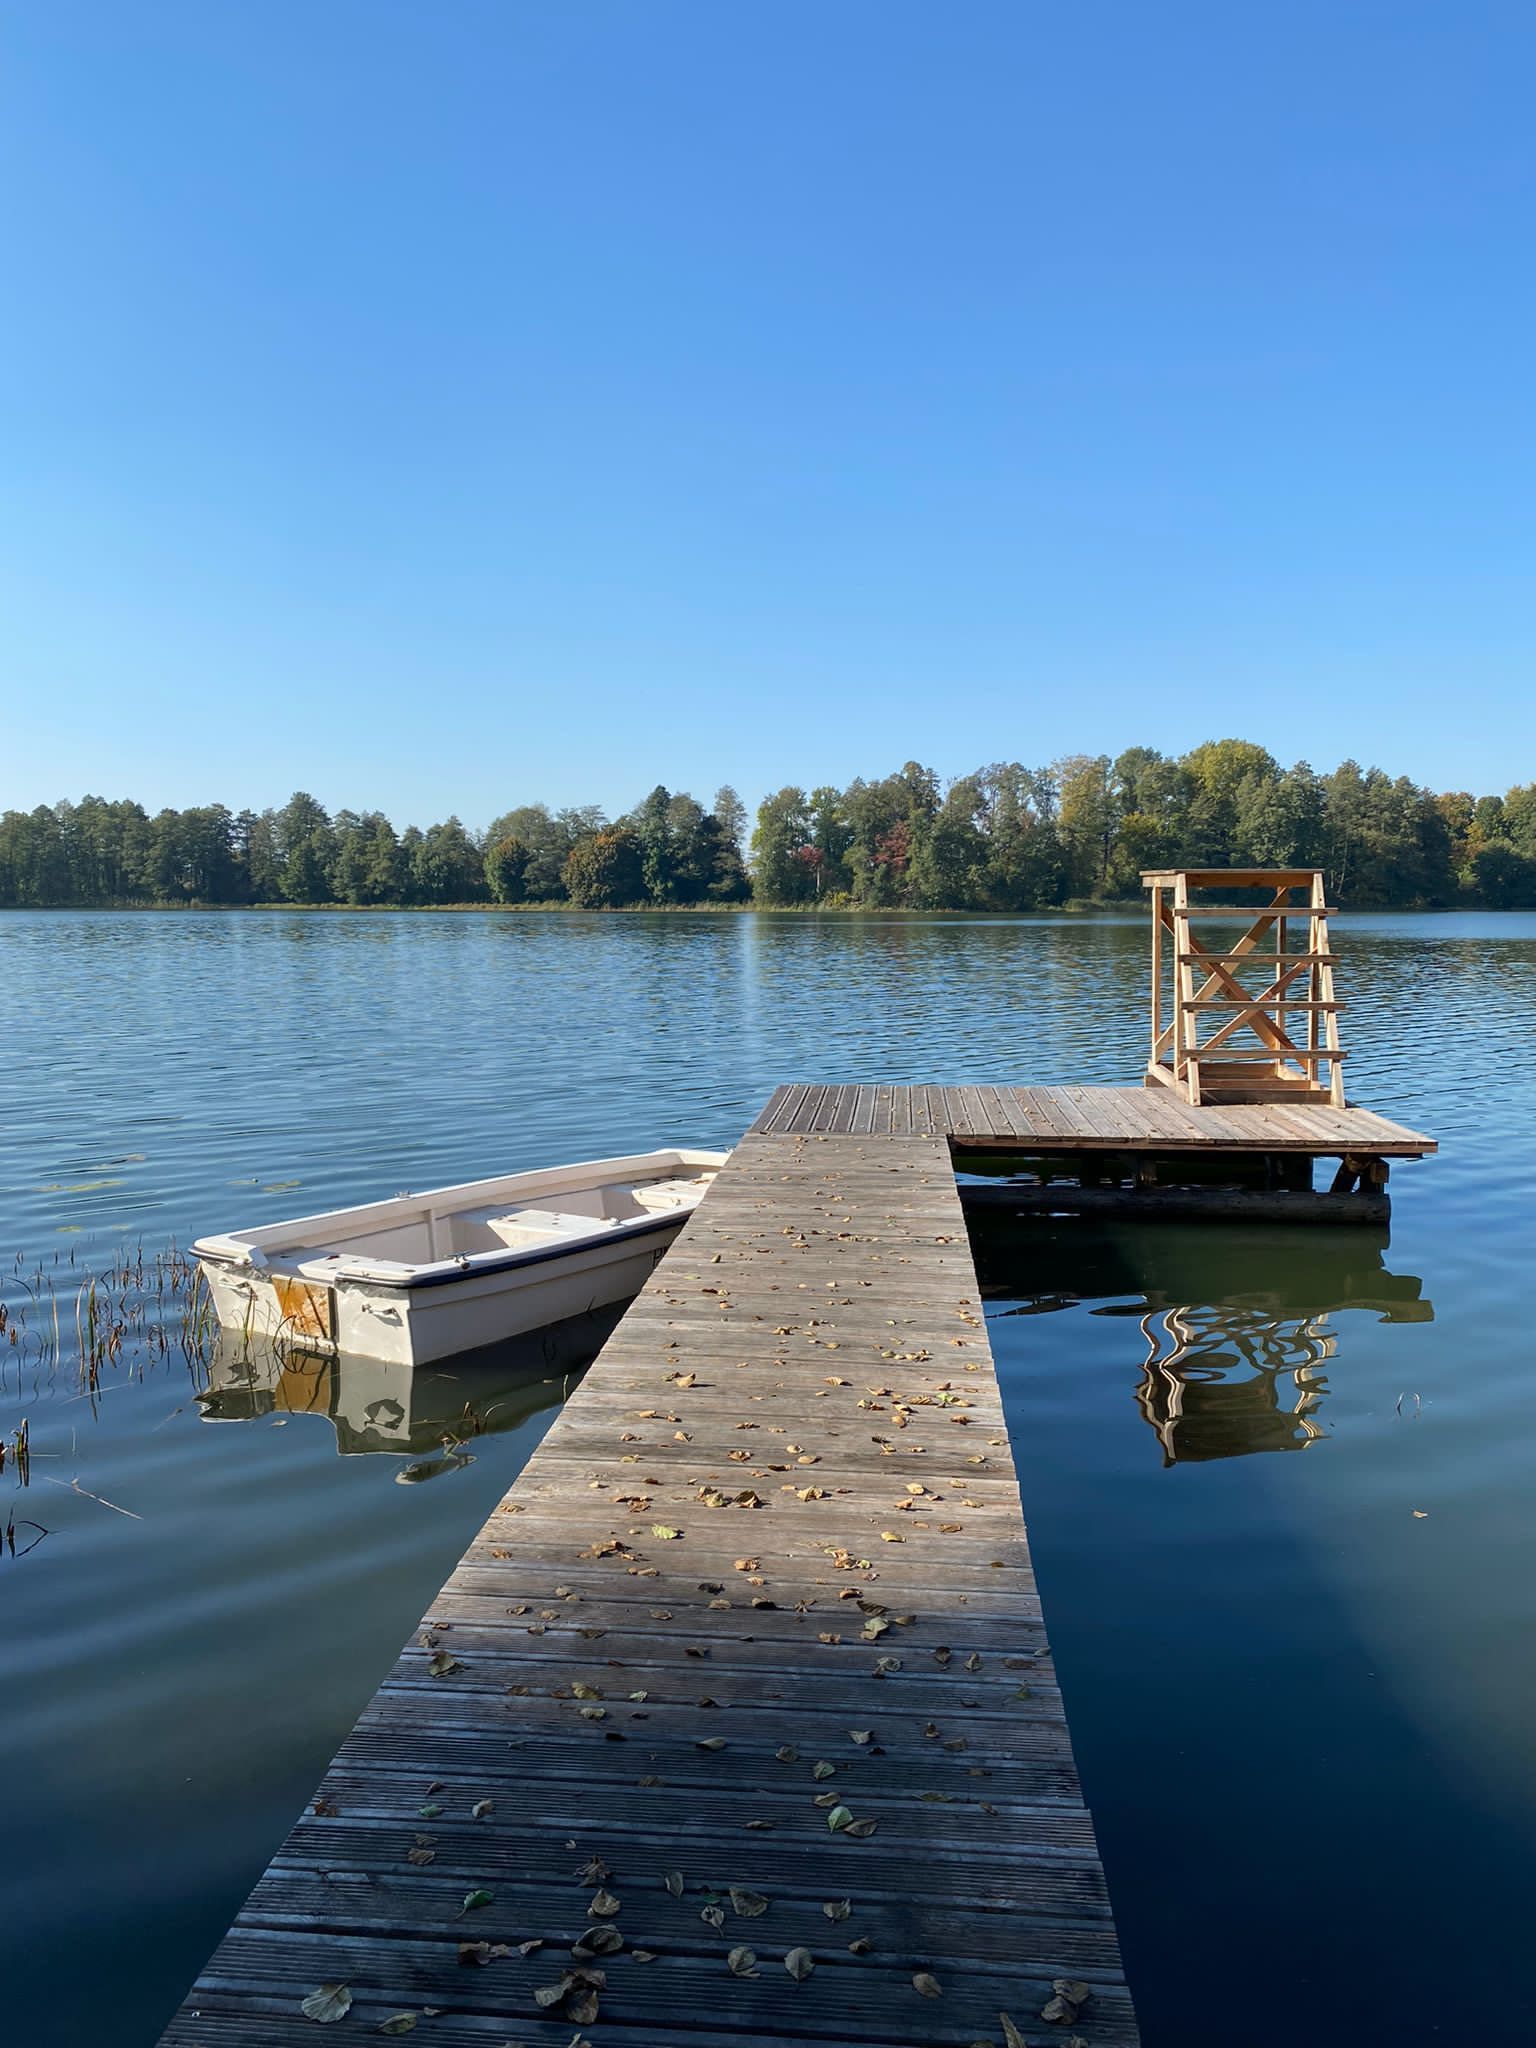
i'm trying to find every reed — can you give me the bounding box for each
[1,1241,217,1393]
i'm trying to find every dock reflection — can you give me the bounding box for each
[971,1220,1433,1466]
[195,1306,622,1467]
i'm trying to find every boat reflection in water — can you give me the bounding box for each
[195,1303,625,1474]
[969,1219,1433,1467]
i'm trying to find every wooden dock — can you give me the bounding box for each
[750,1082,1433,1157]
[160,1128,1140,2047]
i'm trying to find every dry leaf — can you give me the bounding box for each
[701,1903,726,1930]
[377,2018,418,2036]
[844,1817,878,1838]
[427,1651,463,1677]
[663,1868,684,1897]
[470,1799,493,1819]
[826,1804,853,1833]
[300,1983,353,2024]
[914,1971,943,1998]
[651,1524,682,1540]
[1000,2015,1030,2048]
[823,1898,851,1921]
[1040,1977,1091,2024]
[588,1888,622,1917]
[567,1984,601,2026]
[812,1761,835,1781]
[730,1887,769,1918]
[848,1729,872,1745]
[727,1946,760,1977]
[696,1736,727,1751]
[574,1925,623,1958]
[785,1947,815,1981]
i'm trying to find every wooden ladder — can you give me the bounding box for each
[1144,867,1345,1107]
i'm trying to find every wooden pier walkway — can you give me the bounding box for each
[750,1082,1434,1156]
[161,1129,1139,2047]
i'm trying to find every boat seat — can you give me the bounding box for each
[483,1208,622,1251]
[630,1177,709,1213]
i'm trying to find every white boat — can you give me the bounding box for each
[193,1148,727,1365]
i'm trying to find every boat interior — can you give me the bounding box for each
[302,1175,713,1267]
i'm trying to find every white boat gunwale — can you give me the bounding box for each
[192,1148,727,1294]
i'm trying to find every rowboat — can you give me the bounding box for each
[193,1148,726,1365]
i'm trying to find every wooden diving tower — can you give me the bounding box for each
[1143,868,1344,1108]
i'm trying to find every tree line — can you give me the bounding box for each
[3,742,1536,909]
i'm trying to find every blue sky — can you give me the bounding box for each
[3,2,1532,828]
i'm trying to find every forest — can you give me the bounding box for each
[3,741,1536,910]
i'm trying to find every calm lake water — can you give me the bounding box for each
[2,906,1533,2046]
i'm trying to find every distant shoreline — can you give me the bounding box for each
[0,897,1487,917]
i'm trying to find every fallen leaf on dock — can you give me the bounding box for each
[300,1982,352,2023]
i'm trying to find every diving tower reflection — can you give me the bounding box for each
[969,1218,1433,1466]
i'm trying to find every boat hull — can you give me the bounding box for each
[193,1146,725,1366]
[199,1220,684,1366]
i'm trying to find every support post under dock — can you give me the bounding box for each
[160,1132,1138,2047]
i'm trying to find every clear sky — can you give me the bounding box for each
[3,2,1532,828]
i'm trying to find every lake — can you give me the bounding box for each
[2,906,1533,2046]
